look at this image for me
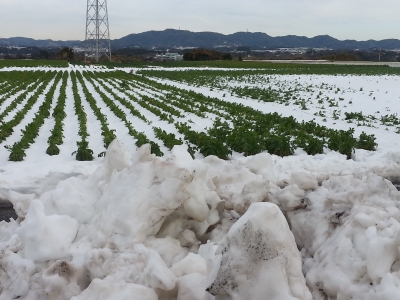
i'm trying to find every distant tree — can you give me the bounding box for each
[222,53,233,60]
[183,49,222,61]
[39,50,49,59]
[237,46,250,52]
[321,53,359,61]
[59,47,74,60]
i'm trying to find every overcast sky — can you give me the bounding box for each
[1,0,399,41]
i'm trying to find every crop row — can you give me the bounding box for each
[46,72,69,155]
[0,69,379,162]
[93,71,378,159]
[0,60,68,68]
[70,71,94,161]
[0,73,47,121]
[0,71,45,107]
[5,72,63,161]
[83,71,163,156]
[0,71,56,144]
[139,69,400,133]
[101,60,400,75]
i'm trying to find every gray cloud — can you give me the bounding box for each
[0,0,399,41]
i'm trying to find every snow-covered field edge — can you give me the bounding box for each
[1,139,400,299]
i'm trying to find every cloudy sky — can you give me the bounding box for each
[1,0,399,41]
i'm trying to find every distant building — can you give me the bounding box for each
[155,52,183,61]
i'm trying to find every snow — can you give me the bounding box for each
[1,65,400,299]
[205,202,311,300]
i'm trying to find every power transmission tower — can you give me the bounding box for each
[85,0,111,62]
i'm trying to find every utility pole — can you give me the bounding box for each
[85,0,111,62]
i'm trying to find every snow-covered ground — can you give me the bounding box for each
[1,65,400,299]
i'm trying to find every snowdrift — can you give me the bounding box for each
[1,140,400,299]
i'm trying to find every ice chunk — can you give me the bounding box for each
[183,161,212,222]
[246,152,275,182]
[70,278,158,300]
[0,251,35,300]
[183,196,210,222]
[177,273,207,300]
[144,249,177,290]
[172,143,195,168]
[207,202,311,300]
[145,236,188,267]
[177,229,199,248]
[198,241,222,288]
[171,252,207,277]
[16,200,79,262]
[297,174,400,299]
[41,176,99,223]
[366,227,398,284]
[42,260,87,300]
[231,178,270,214]
[291,172,318,190]
[276,184,306,211]
[89,139,132,184]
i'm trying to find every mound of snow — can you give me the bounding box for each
[1,140,400,299]
[289,174,400,299]
[205,202,311,300]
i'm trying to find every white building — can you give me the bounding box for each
[155,52,183,61]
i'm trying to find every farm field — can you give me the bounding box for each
[1,62,400,299]
[0,59,68,68]
[1,64,400,183]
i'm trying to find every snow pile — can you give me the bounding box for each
[289,174,400,299]
[205,203,311,300]
[0,140,308,299]
[1,140,400,299]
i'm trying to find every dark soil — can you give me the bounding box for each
[0,200,17,222]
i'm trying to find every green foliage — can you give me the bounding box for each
[183,49,223,61]
[0,66,381,162]
[46,144,60,156]
[73,141,94,161]
[83,71,163,155]
[294,133,324,155]
[177,123,231,159]
[75,148,94,161]
[0,71,55,144]
[70,71,93,161]
[47,71,68,155]
[0,60,68,68]
[264,136,293,157]
[5,144,25,162]
[6,72,62,161]
[150,141,164,157]
[153,127,183,150]
[222,53,233,60]
[59,47,74,61]
[327,129,357,159]
[357,132,377,151]
[381,114,400,126]
[76,72,116,149]
[139,62,400,75]
[345,111,366,121]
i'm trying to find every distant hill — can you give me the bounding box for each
[0,37,82,48]
[112,30,400,50]
[1,29,400,50]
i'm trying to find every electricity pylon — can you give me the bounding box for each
[85,0,111,61]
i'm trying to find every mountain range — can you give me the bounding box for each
[1,29,400,50]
